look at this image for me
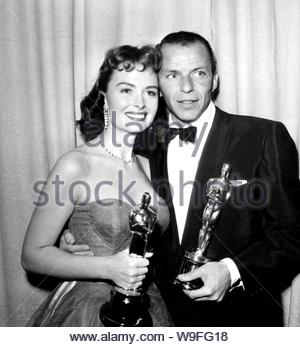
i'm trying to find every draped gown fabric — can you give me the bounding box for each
[27,199,172,327]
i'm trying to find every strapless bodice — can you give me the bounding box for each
[69,199,145,256]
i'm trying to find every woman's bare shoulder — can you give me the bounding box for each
[51,148,88,180]
[54,141,104,179]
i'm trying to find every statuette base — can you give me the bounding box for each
[99,289,152,327]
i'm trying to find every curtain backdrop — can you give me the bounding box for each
[0,0,299,326]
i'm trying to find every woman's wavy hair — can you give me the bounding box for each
[78,45,162,142]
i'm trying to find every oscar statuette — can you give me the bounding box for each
[99,192,156,326]
[174,163,233,290]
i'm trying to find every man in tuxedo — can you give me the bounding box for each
[134,31,300,326]
[62,31,300,326]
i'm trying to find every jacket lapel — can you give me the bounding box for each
[140,107,235,253]
[149,139,181,249]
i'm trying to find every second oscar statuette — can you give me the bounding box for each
[174,163,232,290]
[99,192,156,327]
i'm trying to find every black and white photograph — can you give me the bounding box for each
[0,0,299,344]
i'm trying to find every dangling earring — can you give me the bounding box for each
[103,99,110,129]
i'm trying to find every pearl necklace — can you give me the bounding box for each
[99,138,135,165]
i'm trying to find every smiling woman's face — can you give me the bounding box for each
[105,67,159,134]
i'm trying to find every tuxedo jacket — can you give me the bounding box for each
[135,106,300,326]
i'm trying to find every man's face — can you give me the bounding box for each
[158,43,218,124]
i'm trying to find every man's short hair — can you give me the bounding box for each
[157,31,217,75]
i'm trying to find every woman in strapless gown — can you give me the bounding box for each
[27,199,172,326]
[22,45,173,326]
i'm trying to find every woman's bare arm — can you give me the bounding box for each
[21,152,149,288]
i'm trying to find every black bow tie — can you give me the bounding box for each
[165,126,197,144]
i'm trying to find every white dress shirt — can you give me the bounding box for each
[167,101,215,242]
[167,101,240,287]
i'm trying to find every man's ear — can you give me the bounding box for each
[212,73,219,93]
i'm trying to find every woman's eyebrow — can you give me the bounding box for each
[116,82,135,87]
